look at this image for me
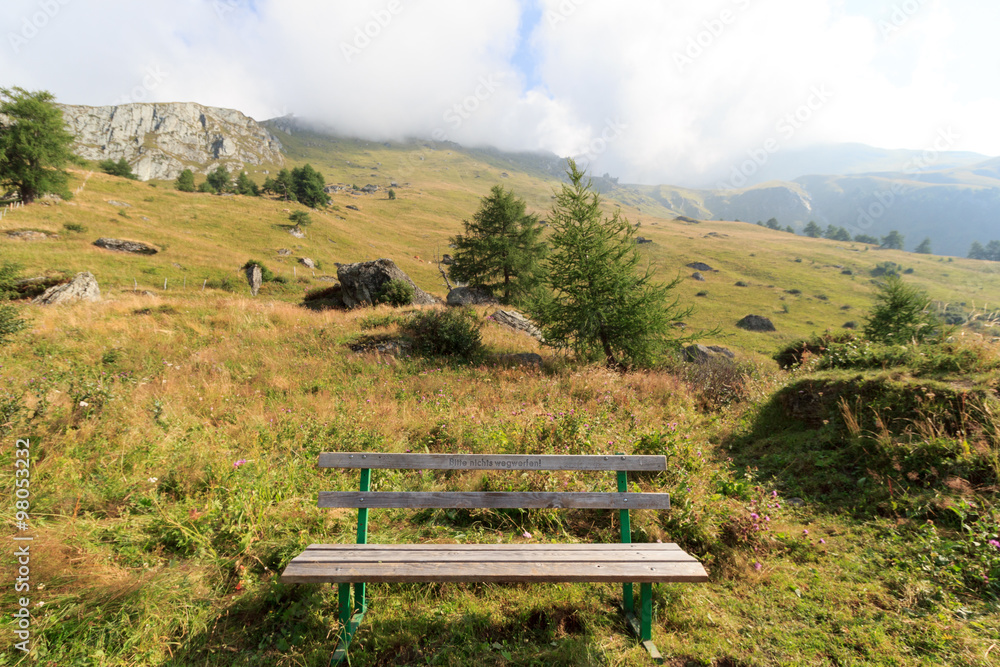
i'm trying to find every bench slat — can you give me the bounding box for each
[318,491,670,510]
[318,453,667,471]
[302,543,686,551]
[280,560,709,584]
[290,548,700,564]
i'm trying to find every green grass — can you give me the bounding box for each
[1,144,999,665]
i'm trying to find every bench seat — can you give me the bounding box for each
[281,543,709,584]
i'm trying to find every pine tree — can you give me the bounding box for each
[863,274,940,344]
[448,185,546,304]
[880,230,905,250]
[235,171,260,196]
[0,88,78,204]
[914,237,932,254]
[803,221,822,238]
[291,164,328,207]
[206,166,231,193]
[526,160,699,369]
[175,168,196,192]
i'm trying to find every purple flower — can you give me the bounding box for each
[750,513,759,519]
[753,562,762,571]
[819,539,826,544]
[803,529,809,535]
[989,539,1000,550]
[522,531,532,539]
[233,458,247,469]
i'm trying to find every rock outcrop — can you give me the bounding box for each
[446,286,497,307]
[684,344,735,363]
[33,272,100,305]
[489,310,543,340]
[736,314,776,332]
[336,259,437,308]
[93,238,158,255]
[59,102,284,181]
[246,264,262,296]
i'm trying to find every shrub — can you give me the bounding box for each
[402,308,482,359]
[62,222,87,233]
[864,274,942,344]
[376,278,414,307]
[241,260,277,283]
[99,157,137,180]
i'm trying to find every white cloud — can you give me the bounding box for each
[1,0,998,186]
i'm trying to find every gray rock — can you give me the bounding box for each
[493,352,543,368]
[447,286,497,307]
[289,227,305,238]
[346,205,360,211]
[277,248,291,256]
[33,272,100,305]
[93,238,158,255]
[691,272,705,281]
[58,102,284,181]
[635,236,653,244]
[687,262,713,271]
[490,309,542,340]
[736,314,776,332]
[684,344,735,363]
[246,264,262,296]
[336,258,437,308]
[6,230,54,241]
[441,254,454,265]
[300,257,317,269]
[360,184,379,194]
[107,200,131,207]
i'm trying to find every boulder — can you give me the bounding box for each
[107,200,131,207]
[684,344,735,363]
[447,286,497,307]
[493,352,543,368]
[489,309,543,340]
[289,227,305,238]
[441,254,454,265]
[336,258,437,308]
[635,236,653,244]
[7,230,55,241]
[93,238,158,255]
[736,314,776,332]
[277,248,291,256]
[246,264,262,296]
[300,257,317,269]
[691,272,705,281]
[686,262,713,271]
[33,272,100,305]
[346,205,360,211]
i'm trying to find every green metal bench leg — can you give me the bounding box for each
[331,583,367,666]
[639,583,663,663]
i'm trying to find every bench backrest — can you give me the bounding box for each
[318,452,669,546]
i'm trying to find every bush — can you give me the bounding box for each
[241,260,286,284]
[402,308,482,359]
[864,274,942,344]
[376,278,414,307]
[63,222,87,233]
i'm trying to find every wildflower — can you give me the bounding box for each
[750,513,759,519]
[148,477,158,484]
[522,531,532,539]
[803,529,809,535]
[753,562,762,571]
[772,490,778,497]
[819,539,826,544]
[990,539,1000,550]
[79,401,89,407]
[233,458,247,469]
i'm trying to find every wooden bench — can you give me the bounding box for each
[280,452,708,664]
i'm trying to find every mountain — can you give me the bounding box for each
[59,102,284,181]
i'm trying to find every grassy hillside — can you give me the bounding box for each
[1,142,999,666]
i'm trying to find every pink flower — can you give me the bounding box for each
[753,562,762,571]
[233,458,247,469]
[802,529,809,535]
[522,531,532,539]
[750,513,759,519]
[989,539,1000,550]
[819,539,826,544]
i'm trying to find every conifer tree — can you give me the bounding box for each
[527,160,699,368]
[0,88,78,204]
[448,185,546,304]
[175,168,196,192]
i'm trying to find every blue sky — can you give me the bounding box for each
[2,0,998,186]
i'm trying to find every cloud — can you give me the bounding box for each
[1,0,998,187]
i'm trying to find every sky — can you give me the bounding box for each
[2,0,999,187]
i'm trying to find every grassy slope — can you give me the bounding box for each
[1,139,999,666]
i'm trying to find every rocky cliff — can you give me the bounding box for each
[59,102,284,181]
